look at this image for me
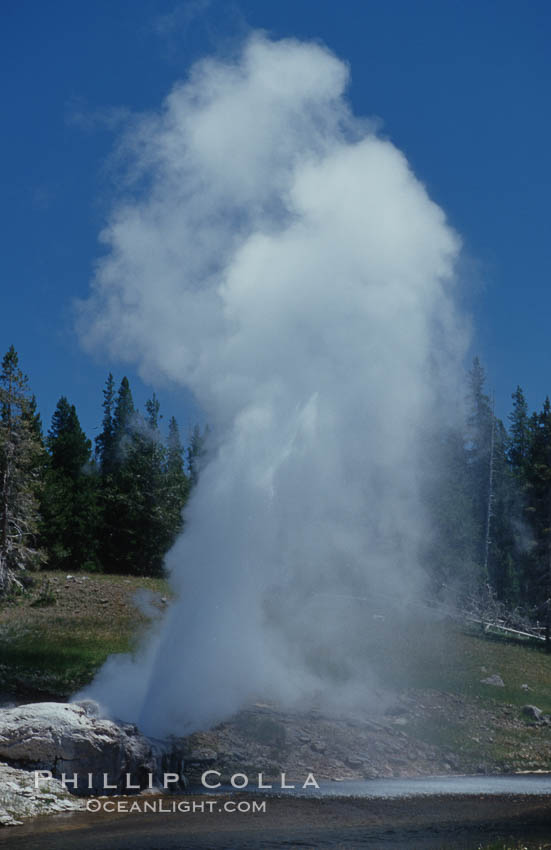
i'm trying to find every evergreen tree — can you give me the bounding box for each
[40,397,99,571]
[98,377,136,572]
[49,397,92,475]
[94,377,194,576]
[95,373,115,475]
[508,386,530,474]
[24,394,43,440]
[501,386,533,604]
[465,357,494,585]
[0,346,45,591]
[424,424,478,598]
[523,397,551,647]
[487,419,519,602]
[125,394,170,575]
[165,416,190,543]
[112,376,135,460]
[99,381,180,576]
[456,358,519,602]
[187,424,209,488]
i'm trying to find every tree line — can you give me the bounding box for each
[428,357,551,637]
[4,344,551,625]
[0,345,207,592]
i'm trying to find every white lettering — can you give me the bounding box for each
[61,772,78,789]
[34,770,52,788]
[202,770,221,789]
[257,773,272,789]
[281,772,295,789]
[231,772,248,789]
[163,772,179,788]
[303,772,320,789]
[125,772,140,790]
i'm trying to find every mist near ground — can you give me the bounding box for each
[76,33,467,736]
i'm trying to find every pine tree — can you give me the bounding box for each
[112,376,135,460]
[95,373,115,475]
[487,419,518,602]
[24,394,43,440]
[508,386,530,474]
[40,397,99,571]
[0,346,45,591]
[423,424,478,598]
[98,381,170,575]
[187,424,209,488]
[127,394,169,575]
[98,377,136,572]
[465,357,494,584]
[96,377,192,576]
[501,386,533,604]
[48,397,92,475]
[165,416,190,543]
[524,397,551,647]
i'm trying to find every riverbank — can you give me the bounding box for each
[1,792,550,849]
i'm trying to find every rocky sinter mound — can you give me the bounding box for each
[179,700,455,785]
[0,700,184,798]
[0,762,82,827]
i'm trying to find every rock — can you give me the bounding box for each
[480,674,505,687]
[186,749,217,764]
[310,741,326,754]
[76,698,101,718]
[0,702,158,795]
[0,762,81,826]
[521,683,532,691]
[345,756,364,769]
[522,704,543,721]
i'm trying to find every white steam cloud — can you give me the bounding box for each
[78,34,465,736]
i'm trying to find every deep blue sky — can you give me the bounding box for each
[1,0,550,441]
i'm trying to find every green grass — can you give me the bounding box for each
[342,611,551,771]
[3,577,551,773]
[363,614,551,713]
[0,570,172,697]
[0,619,133,695]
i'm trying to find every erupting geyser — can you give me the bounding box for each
[78,33,466,736]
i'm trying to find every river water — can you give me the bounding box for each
[208,773,551,798]
[1,776,550,850]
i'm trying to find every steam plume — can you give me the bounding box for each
[78,33,465,735]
